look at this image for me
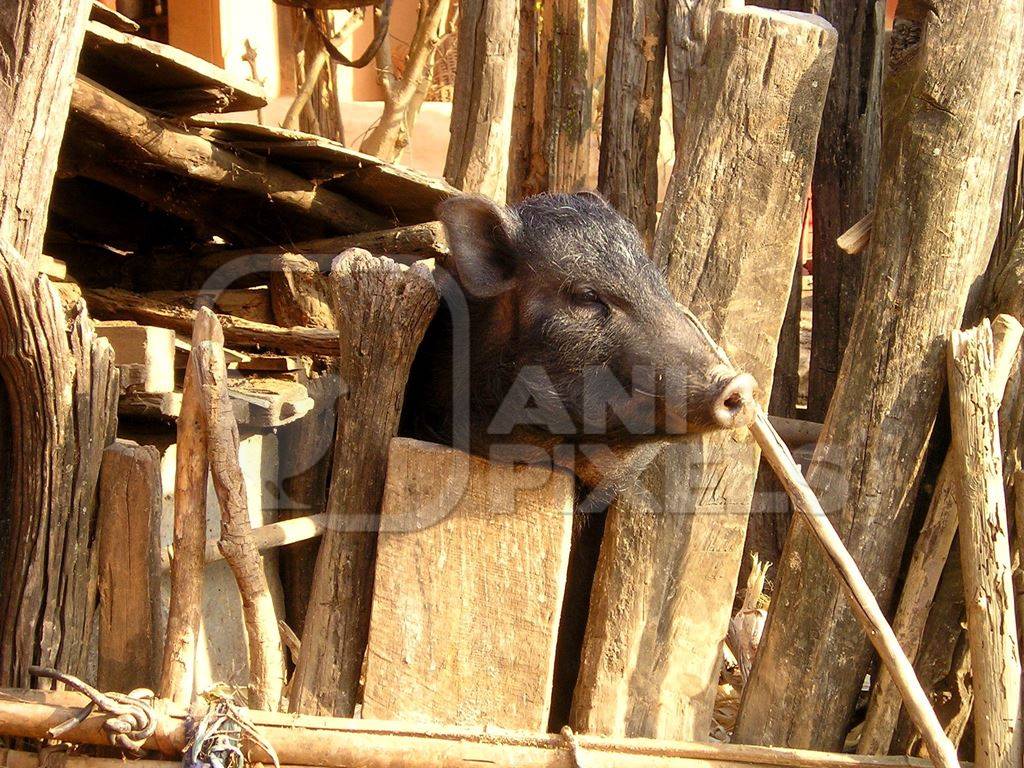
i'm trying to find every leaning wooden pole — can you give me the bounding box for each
[735,0,1024,751]
[571,6,835,742]
[193,336,286,712]
[289,251,438,716]
[947,322,1022,768]
[157,309,221,705]
[858,314,1024,755]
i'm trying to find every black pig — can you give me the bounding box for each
[409,190,756,498]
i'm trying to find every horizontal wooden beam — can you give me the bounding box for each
[159,513,327,571]
[0,690,946,768]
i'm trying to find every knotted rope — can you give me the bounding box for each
[184,689,279,768]
[29,666,157,753]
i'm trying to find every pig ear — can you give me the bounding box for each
[438,194,522,298]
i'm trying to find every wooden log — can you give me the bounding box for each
[598,0,665,247]
[735,0,1024,751]
[571,7,835,742]
[858,314,1023,756]
[512,0,595,197]
[66,77,385,236]
[97,439,162,692]
[193,337,286,711]
[156,308,221,705]
[0,240,118,688]
[82,287,340,356]
[195,221,448,283]
[777,0,884,421]
[289,251,438,716]
[0,689,951,768]
[0,0,91,268]
[361,437,574,730]
[506,0,539,203]
[947,322,1022,768]
[443,0,519,201]
[145,288,275,325]
[268,253,336,329]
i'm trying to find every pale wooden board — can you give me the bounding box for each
[79,21,266,115]
[96,321,176,393]
[361,437,574,731]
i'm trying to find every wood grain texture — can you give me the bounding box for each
[735,0,1024,750]
[0,240,118,688]
[0,0,91,268]
[572,7,835,742]
[362,437,573,730]
[97,439,162,692]
[268,253,336,330]
[947,322,1022,768]
[598,0,665,247]
[289,251,438,716]
[444,0,519,201]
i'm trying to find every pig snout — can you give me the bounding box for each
[710,372,757,429]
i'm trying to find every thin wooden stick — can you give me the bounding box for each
[947,321,1022,768]
[156,308,221,705]
[0,690,948,768]
[858,314,1023,755]
[679,309,960,768]
[193,336,286,711]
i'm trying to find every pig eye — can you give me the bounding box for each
[571,287,610,317]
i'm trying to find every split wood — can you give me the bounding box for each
[681,309,960,768]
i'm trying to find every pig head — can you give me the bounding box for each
[408,191,757,493]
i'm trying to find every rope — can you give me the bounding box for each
[28,666,157,754]
[304,1,393,69]
[184,690,280,768]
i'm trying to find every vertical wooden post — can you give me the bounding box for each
[0,0,91,269]
[289,251,438,716]
[664,0,731,144]
[509,0,595,198]
[597,0,665,246]
[947,322,1022,768]
[735,0,1024,751]
[444,0,519,201]
[97,440,162,692]
[571,7,835,742]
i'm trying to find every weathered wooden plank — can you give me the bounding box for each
[97,439,162,692]
[361,437,574,730]
[79,21,267,115]
[96,321,176,394]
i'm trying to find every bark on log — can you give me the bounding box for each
[65,77,385,237]
[947,322,1022,768]
[734,0,1024,751]
[0,0,92,268]
[505,0,539,203]
[97,439,162,693]
[0,690,951,768]
[571,7,835,742]
[0,240,118,688]
[193,338,286,711]
[443,0,519,201]
[289,251,438,716]
[156,308,221,705]
[858,315,1023,756]
[511,0,595,197]
[82,287,340,356]
[598,0,665,247]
